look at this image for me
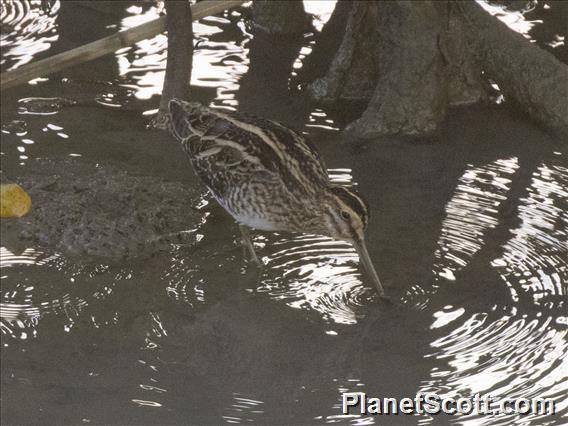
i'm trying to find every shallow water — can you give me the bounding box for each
[1,1,567,425]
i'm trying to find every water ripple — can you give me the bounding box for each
[222,393,265,424]
[420,309,568,423]
[0,246,129,341]
[252,168,374,325]
[0,0,59,72]
[115,5,250,107]
[260,233,375,325]
[433,157,520,282]
[163,244,209,308]
[492,163,567,307]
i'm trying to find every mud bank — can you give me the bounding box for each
[1,158,205,260]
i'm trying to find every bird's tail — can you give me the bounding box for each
[168,98,221,142]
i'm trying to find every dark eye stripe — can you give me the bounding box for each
[330,186,369,227]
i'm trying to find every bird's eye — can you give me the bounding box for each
[340,210,351,221]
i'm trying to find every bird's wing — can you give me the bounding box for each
[202,111,330,193]
[193,118,266,170]
[169,100,330,194]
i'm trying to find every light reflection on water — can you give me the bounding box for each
[307,109,340,131]
[1,246,83,340]
[417,154,568,422]
[0,246,130,342]
[163,243,210,309]
[403,157,521,309]
[404,154,567,422]
[303,0,336,32]
[410,154,567,310]
[162,168,375,326]
[0,0,59,71]
[116,5,249,107]
[260,233,374,325]
[1,1,567,424]
[480,1,540,37]
[420,309,567,424]
[433,157,519,283]
[492,163,568,306]
[222,393,265,424]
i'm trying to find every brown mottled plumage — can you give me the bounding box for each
[168,99,385,297]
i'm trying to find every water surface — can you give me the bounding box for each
[1,1,566,424]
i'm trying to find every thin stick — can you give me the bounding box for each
[0,0,246,92]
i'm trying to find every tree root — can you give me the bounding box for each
[308,0,567,140]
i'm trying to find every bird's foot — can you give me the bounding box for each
[238,224,263,267]
[240,253,264,294]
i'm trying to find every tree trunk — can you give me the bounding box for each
[252,0,311,35]
[299,0,352,83]
[160,0,193,112]
[308,0,568,140]
[456,1,568,138]
[309,1,487,139]
[152,0,193,129]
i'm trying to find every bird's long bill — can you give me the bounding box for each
[353,237,386,297]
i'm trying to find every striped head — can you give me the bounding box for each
[323,185,369,243]
[323,185,385,297]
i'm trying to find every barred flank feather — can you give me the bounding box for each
[164,99,384,297]
[165,100,369,236]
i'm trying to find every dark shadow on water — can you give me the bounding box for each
[236,31,310,125]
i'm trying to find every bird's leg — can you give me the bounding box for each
[238,224,261,265]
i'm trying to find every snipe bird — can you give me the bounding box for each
[168,99,386,298]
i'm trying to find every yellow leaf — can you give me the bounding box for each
[0,183,32,218]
